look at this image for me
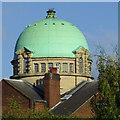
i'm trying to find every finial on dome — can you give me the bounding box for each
[46,8,56,19]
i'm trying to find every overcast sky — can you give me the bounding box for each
[2,2,118,80]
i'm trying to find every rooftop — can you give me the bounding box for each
[2,78,44,100]
[51,80,98,116]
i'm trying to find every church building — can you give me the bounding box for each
[10,9,94,94]
[1,9,98,118]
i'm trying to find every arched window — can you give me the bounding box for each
[79,57,83,73]
[34,63,39,73]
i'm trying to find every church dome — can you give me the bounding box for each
[14,10,89,59]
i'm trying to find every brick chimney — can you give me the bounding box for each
[44,67,60,109]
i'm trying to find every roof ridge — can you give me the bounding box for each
[3,78,23,82]
[61,81,87,101]
[52,80,98,116]
[23,80,34,88]
[3,78,43,100]
[61,80,95,101]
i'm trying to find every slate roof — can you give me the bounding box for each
[3,78,44,100]
[2,78,98,116]
[51,80,98,116]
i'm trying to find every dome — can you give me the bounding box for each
[14,10,89,59]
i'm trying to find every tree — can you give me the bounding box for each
[91,48,120,119]
[2,96,79,119]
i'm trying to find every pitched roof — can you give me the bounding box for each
[51,80,98,116]
[2,78,44,100]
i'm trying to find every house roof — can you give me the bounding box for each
[51,80,98,116]
[2,78,98,116]
[2,78,44,101]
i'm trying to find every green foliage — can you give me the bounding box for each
[68,112,80,119]
[91,47,120,119]
[2,96,80,119]
[2,96,23,119]
[28,108,64,119]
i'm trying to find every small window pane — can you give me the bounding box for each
[55,63,60,73]
[62,63,67,73]
[34,63,39,73]
[48,63,53,70]
[79,57,83,73]
[69,63,73,73]
[41,63,46,73]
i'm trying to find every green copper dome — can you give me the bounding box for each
[14,10,89,59]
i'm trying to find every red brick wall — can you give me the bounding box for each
[74,93,99,118]
[75,98,94,118]
[34,102,45,112]
[2,80,31,113]
[44,73,60,109]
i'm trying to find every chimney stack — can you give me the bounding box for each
[44,67,60,109]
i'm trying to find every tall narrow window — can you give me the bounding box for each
[69,63,73,73]
[48,63,53,70]
[79,57,83,73]
[41,63,46,73]
[55,63,60,73]
[34,63,39,73]
[23,58,29,73]
[62,63,67,73]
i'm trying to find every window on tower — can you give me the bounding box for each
[23,58,29,73]
[62,63,67,73]
[69,63,73,73]
[79,57,83,73]
[41,63,46,73]
[55,63,60,73]
[34,63,39,73]
[48,63,53,71]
